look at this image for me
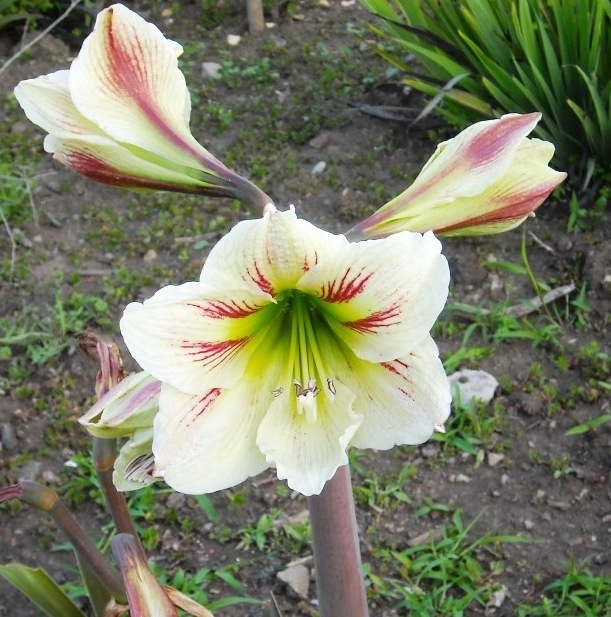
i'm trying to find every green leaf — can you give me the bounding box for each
[0,564,87,617]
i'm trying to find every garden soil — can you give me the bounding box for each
[0,1,609,616]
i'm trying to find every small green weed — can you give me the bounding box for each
[518,563,611,616]
[366,511,531,613]
[0,291,110,365]
[354,464,414,509]
[152,562,260,611]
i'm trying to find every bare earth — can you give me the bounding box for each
[0,1,609,616]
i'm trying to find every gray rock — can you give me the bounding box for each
[277,564,310,599]
[449,369,498,405]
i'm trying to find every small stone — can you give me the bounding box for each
[42,470,61,485]
[568,537,583,547]
[407,530,440,547]
[601,513,611,524]
[421,444,438,459]
[227,34,241,46]
[449,473,471,483]
[523,519,535,530]
[448,369,498,405]
[486,585,508,611]
[166,493,186,509]
[341,0,356,6]
[1,423,16,451]
[19,461,43,482]
[143,249,157,262]
[308,132,330,149]
[277,564,309,599]
[500,474,510,486]
[202,61,222,79]
[318,0,330,7]
[548,499,571,511]
[311,161,326,175]
[487,452,504,467]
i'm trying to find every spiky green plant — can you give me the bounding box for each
[361,0,610,186]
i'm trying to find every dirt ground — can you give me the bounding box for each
[0,1,609,616]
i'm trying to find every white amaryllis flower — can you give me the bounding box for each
[120,207,451,495]
[348,113,567,238]
[14,4,266,205]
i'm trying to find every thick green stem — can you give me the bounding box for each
[93,438,145,559]
[307,464,369,617]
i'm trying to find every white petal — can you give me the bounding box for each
[342,336,451,449]
[14,70,102,141]
[256,380,362,496]
[120,281,274,395]
[298,231,449,362]
[70,4,219,168]
[152,381,271,493]
[200,207,348,294]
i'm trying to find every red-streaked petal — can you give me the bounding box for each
[338,336,451,449]
[200,206,348,294]
[152,381,270,493]
[298,231,449,362]
[120,281,274,395]
[70,4,221,169]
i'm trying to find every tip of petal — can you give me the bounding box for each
[434,423,446,434]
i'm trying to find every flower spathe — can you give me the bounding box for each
[14,4,265,204]
[80,371,161,490]
[119,207,451,496]
[348,113,567,238]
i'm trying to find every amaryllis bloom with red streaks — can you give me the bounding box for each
[119,206,451,495]
[13,4,264,204]
[348,113,567,238]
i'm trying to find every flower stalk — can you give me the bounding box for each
[0,482,125,600]
[308,465,369,617]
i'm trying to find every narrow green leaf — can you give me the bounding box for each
[0,564,87,617]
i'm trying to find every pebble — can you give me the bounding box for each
[277,564,309,599]
[449,473,471,483]
[421,444,438,459]
[202,61,222,79]
[448,369,498,405]
[487,452,504,467]
[42,470,61,485]
[227,34,241,46]
[1,423,16,451]
[311,161,326,175]
[143,249,157,262]
[308,132,330,149]
[548,499,571,511]
[18,460,43,482]
[523,519,535,530]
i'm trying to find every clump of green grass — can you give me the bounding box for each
[366,510,531,613]
[518,563,611,617]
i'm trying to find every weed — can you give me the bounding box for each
[354,465,414,509]
[365,511,531,613]
[518,562,611,616]
[0,290,111,365]
[237,510,282,551]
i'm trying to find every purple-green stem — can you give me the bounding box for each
[10,481,126,600]
[308,464,369,617]
[93,437,146,559]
